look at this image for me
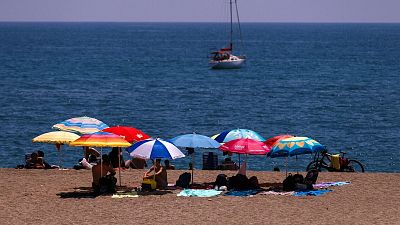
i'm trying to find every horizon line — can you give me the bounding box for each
[1,20,400,24]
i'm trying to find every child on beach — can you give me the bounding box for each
[92,155,117,193]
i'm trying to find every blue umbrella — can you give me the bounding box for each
[52,116,109,135]
[169,133,221,149]
[169,133,221,184]
[269,137,325,158]
[269,136,325,176]
[212,129,266,143]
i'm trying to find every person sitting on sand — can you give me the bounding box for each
[164,160,175,170]
[143,159,167,189]
[26,152,45,169]
[108,147,124,169]
[125,157,147,169]
[37,150,59,169]
[92,155,116,193]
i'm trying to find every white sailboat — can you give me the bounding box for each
[210,0,246,69]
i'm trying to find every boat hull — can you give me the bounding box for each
[210,58,246,69]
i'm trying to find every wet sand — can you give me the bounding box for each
[0,169,399,225]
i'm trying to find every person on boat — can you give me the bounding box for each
[143,159,167,189]
[92,155,116,193]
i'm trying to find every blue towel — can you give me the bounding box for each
[177,189,222,197]
[224,190,259,197]
[293,189,333,197]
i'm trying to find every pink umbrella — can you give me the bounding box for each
[219,138,270,175]
[219,138,271,155]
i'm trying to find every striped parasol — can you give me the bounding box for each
[52,116,109,135]
[69,132,131,148]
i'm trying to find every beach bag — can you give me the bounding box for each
[282,174,296,191]
[228,174,248,190]
[142,178,157,191]
[176,172,191,188]
[214,174,228,189]
[331,154,341,170]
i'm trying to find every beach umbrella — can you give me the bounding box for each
[269,137,325,176]
[213,129,266,166]
[127,138,185,160]
[219,138,270,175]
[269,137,325,158]
[127,138,185,186]
[169,133,221,184]
[220,138,270,155]
[212,129,266,143]
[103,126,150,143]
[52,116,109,135]
[32,131,80,168]
[70,131,131,186]
[264,134,294,150]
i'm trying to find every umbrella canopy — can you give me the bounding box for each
[213,129,266,143]
[127,138,185,160]
[52,116,109,135]
[219,138,270,155]
[269,137,325,158]
[169,133,221,149]
[32,131,80,145]
[69,132,131,148]
[264,134,294,149]
[103,126,150,143]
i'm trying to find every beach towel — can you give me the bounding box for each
[224,189,259,197]
[293,189,333,197]
[313,181,351,189]
[177,189,222,197]
[259,191,294,196]
[111,192,139,198]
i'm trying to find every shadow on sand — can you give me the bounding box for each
[57,186,173,198]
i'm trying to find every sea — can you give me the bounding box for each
[0,22,399,172]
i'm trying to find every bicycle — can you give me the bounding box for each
[306,150,365,172]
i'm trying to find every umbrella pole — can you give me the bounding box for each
[191,153,194,185]
[100,147,103,178]
[118,147,122,187]
[295,155,298,174]
[238,154,241,167]
[285,156,288,177]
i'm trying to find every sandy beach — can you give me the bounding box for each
[0,169,399,225]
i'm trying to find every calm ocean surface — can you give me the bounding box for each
[0,22,399,172]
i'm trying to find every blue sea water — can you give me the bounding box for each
[0,22,399,172]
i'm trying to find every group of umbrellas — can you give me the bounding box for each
[32,116,326,183]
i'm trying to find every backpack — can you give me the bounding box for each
[282,174,296,191]
[176,172,191,188]
[228,174,249,190]
[293,174,304,184]
[214,174,228,189]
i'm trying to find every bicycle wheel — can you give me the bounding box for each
[306,161,329,172]
[344,160,365,172]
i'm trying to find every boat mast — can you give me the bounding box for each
[230,0,233,51]
[235,0,244,50]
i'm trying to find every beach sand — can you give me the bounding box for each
[0,169,399,225]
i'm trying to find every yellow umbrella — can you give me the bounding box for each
[32,131,80,168]
[33,131,80,145]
